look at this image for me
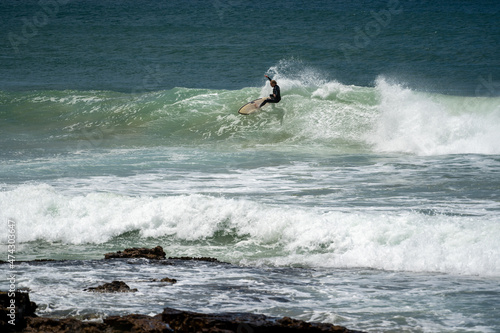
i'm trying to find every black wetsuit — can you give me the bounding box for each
[260,77,281,107]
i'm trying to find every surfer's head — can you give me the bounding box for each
[270,80,277,87]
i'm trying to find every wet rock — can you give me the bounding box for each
[85,280,138,293]
[0,259,56,265]
[104,246,166,260]
[161,307,366,333]
[0,291,37,332]
[23,317,105,333]
[21,306,365,333]
[104,314,169,332]
[276,316,359,332]
[149,277,177,284]
[3,291,366,333]
[24,314,169,333]
[168,256,223,263]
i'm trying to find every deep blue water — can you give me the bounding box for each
[2,0,499,94]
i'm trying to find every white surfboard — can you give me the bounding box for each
[238,97,268,115]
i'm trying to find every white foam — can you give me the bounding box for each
[368,77,500,155]
[1,184,499,276]
[311,81,355,100]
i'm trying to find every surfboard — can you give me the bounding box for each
[238,97,268,115]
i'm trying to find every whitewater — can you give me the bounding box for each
[2,0,499,331]
[2,76,500,154]
[1,74,500,332]
[2,74,500,273]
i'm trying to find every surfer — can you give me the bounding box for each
[258,75,281,108]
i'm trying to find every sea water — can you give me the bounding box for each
[1,1,500,332]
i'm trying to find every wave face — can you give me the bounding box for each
[2,74,499,155]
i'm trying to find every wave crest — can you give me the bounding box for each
[1,73,499,155]
[1,184,498,276]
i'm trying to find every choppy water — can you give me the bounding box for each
[1,1,500,332]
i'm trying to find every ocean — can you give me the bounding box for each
[1,0,500,332]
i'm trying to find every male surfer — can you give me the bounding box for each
[258,75,281,108]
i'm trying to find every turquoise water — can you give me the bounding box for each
[1,1,500,332]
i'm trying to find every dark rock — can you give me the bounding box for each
[18,305,365,333]
[23,317,105,333]
[24,314,170,333]
[167,256,223,263]
[0,259,56,265]
[104,314,169,332]
[148,277,177,284]
[2,289,366,333]
[104,246,166,260]
[84,280,138,293]
[160,277,177,284]
[161,307,366,333]
[0,291,37,332]
[149,277,177,284]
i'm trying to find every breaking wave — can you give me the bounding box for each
[2,72,499,155]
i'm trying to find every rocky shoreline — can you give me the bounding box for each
[1,246,366,333]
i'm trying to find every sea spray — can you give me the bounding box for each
[368,77,500,155]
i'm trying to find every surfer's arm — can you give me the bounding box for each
[265,75,273,96]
